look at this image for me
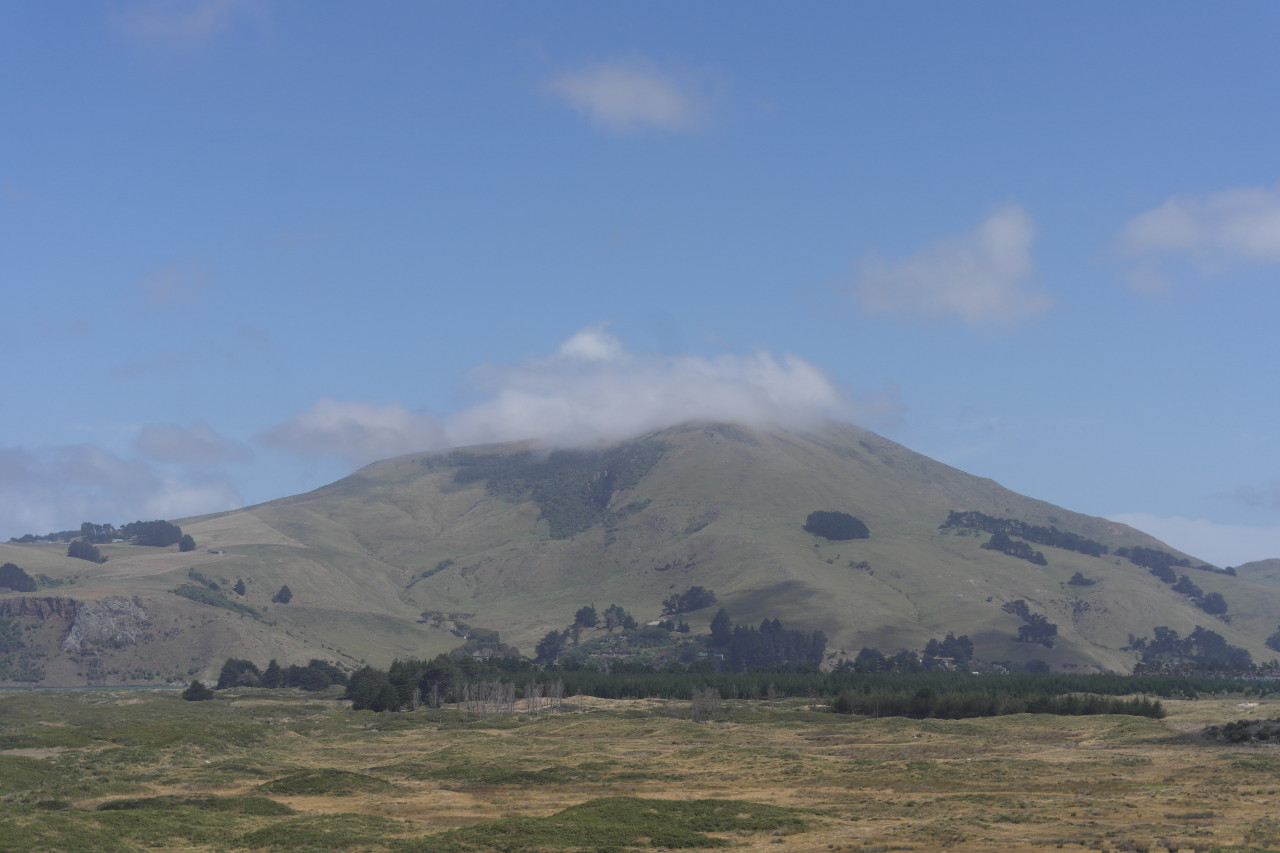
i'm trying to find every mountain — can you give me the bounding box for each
[3,420,1278,684]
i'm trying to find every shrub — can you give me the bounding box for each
[182,680,215,701]
[67,539,106,563]
[0,562,37,592]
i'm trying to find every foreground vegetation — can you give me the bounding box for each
[5,685,1280,851]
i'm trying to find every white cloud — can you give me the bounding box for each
[450,326,869,448]
[258,326,897,464]
[0,442,241,539]
[135,421,251,465]
[256,399,448,466]
[116,0,263,43]
[855,204,1052,327]
[547,59,706,133]
[1109,512,1280,568]
[1120,183,1280,284]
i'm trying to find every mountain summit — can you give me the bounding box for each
[2,420,1276,683]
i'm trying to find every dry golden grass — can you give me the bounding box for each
[6,690,1280,852]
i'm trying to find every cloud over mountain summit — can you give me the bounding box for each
[261,326,890,466]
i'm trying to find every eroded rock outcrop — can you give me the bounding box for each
[61,597,150,653]
[0,596,79,620]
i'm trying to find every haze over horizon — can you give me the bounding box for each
[3,2,1279,568]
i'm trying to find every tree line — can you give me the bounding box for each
[830,687,1165,719]
[61,519,197,563]
[1128,625,1253,673]
[941,510,1108,558]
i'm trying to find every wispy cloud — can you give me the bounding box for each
[135,421,251,465]
[1235,479,1280,509]
[115,0,263,44]
[546,59,707,133]
[258,325,898,466]
[1120,183,1280,290]
[257,399,448,467]
[1110,512,1280,568]
[854,204,1052,327]
[0,442,241,538]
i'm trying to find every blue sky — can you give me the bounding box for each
[4,1,1280,567]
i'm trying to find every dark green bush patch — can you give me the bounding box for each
[97,794,295,815]
[803,510,870,541]
[1205,718,1280,744]
[257,768,395,796]
[237,813,412,851]
[424,796,804,851]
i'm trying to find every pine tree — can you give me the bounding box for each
[262,659,283,688]
[709,607,732,647]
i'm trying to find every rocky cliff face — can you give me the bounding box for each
[61,597,150,653]
[0,594,151,654]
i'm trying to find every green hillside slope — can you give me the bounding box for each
[3,420,1277,683]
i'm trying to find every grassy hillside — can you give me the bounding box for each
[3,420,1279,683]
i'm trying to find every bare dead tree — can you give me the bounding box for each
[548,679,564,711]
[527,680,543,715]
[690,687,721,723]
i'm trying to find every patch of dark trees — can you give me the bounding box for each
[982,532,1047,565]
[706,608,826,672]
[12,520,196,554]
[572,603,637,631]
[1128,625,1253,673]
[1116,545,1226,576]
[216,657,349,691]
[1203,718,1280,743]
[347,653,543,711]
[1143,560,1230,616]
[67,540,107,563]
[830,687,1164,719]
[74,520,188,547]
[835,633,975,674]
[802,510,870,541]
[181,680,214,701]
[1003,599,1059,647]
[0,563,37,593]
[446,440,665,539]
[209,649,1280,718]
[535,602,641,663]
[941,511,1107,558]
[662,586,717,615]
[8,529,82,544]
[56,519,197,563]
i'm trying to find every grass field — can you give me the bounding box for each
[4,688,1280,851]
